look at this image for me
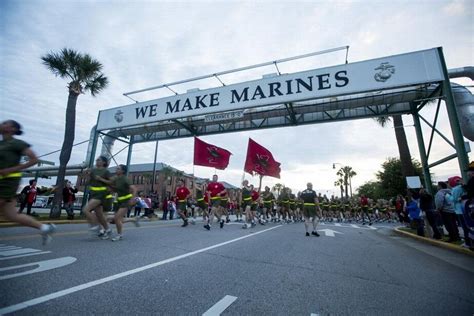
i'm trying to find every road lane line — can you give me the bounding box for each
[202,295,238,316]
[0,225,282,315]
[334,223,342,227]
[0,251,51,261]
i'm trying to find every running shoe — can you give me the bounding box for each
[204,224,211,231]
[41,224,57,245]
[101,229,113,240]
[311,231,320,237]
[111,235,123,242]
[242,224,248,229]
[182,220,189,227]
[220,220,225,229]
[306,232,310,237]
[226,218,230,223]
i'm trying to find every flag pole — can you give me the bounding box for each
[258,174,263,193]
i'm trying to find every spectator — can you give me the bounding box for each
[168,197,176,220]
[62,180,78,220]
[419,188,441,239]
[435,181,460,242]
[461,162,474,250]
[18,179,48,217]
[406,194,424,236]
[162,196,169,220]
[395,195,408,224]
[134,193,146,217]
[143,195,152,217]
[449,176,471,248]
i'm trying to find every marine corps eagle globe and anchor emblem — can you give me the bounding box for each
[114,110,124,123]
[374,62,395,82]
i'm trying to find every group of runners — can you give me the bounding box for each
[0,119,406,244]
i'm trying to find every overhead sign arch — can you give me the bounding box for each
[89,46,470,193]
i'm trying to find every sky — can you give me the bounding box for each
[1,0,473,196]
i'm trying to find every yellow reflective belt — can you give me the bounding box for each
[0,172,22,180]
[243,197,252,201]
[117,194,133,201]
[304,203,316,206]
[178,199,186,202]
[105,194,113,199]
[90,186,107,191]
[211,197,220,200]
[197,198,204,201]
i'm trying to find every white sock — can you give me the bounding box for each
[40,224,49,232]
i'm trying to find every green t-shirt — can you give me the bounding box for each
[89,168,111,187]
[242,187,251,200]
[113,175,130,197]
[300,189,317,203]
[263,192,274,203]
[0,138,30,169]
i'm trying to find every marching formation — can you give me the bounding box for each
[2,119,473,250]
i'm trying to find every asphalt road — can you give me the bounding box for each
[0,218,473,315]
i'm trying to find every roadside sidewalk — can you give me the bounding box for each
[394,227,474,257]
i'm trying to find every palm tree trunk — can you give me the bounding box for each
[392,115,415,179]
[50,91,78,218]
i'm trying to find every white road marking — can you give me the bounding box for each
[0,225,282,315]
[334,223,342,227]
[0,257,77,280]
[319,229,343,237]
[0,246,21,251]
[350,224,359,228]
[0,248,42,257]
[310,313,320,316]
[0,251,51,261]
[202,295,238,316]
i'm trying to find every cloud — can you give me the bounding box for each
[2,0,472,194]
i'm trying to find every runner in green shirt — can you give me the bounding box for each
[300,182,320,237]
[107,164,138,241]
[0,120,56,244]
[82,155,113,238]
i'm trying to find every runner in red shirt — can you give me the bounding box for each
[176,179,191,227]
[205,174,226,230]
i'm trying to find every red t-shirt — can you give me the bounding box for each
[360,197,368,206]
[251,190,260,202]
[207,182,225,198]
[27,187,37,204]
[176,187,190,201]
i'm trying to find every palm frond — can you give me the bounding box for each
[41,51,72,80]
[84,74,109,96]
[374,116,391,127]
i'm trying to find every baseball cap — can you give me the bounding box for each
[448,176,462,187]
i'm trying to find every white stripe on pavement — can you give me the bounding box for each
[350,224,359,228]
[202,295,238,316]
[334,223,342,226]
[0,251,51,261]
[0,225,282,315]
[0,248,42,257]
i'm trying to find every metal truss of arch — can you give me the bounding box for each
[89,47,470,191]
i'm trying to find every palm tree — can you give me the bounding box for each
[375,115,415,180]
[336,166,357,198]
[42,48,108,218]
[334,179,344,199]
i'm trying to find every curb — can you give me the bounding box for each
[394,227,474,257]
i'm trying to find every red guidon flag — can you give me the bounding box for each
[193,137,232,170]
[244,138,281,178]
